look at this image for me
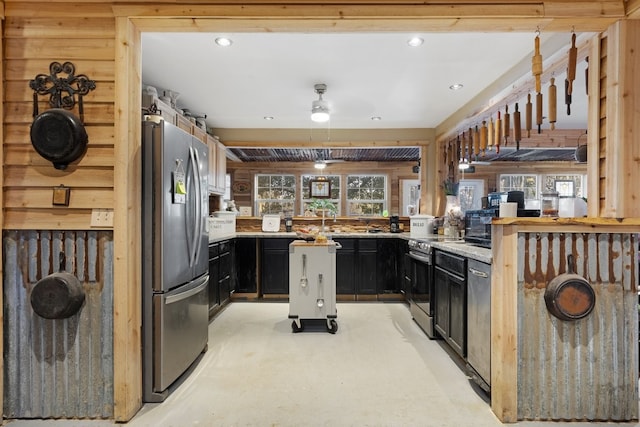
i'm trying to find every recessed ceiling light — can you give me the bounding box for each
[407,37,424,47]
[263,116,274,121]
[449,83,464,91]
[371,116,382,121]
[215,37,233,47]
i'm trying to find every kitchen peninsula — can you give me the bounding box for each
[490,217,639,422]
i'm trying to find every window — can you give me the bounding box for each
[301,175,341,214]
[255,174,296,216]
[498,174,539,201]
[346,175,387,216]
[544,174,586,198]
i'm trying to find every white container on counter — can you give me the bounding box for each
[410,215,435,238]
[209,211,236,239]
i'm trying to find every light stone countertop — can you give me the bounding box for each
[430,241,492,264]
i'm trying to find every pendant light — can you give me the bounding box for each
[311,83,330,123]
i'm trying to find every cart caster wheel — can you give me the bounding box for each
[292,320,303,333]
[327,319,338,334]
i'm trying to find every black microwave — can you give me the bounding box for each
[464,208,540,248]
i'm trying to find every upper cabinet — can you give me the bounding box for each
[145,95,227,195]
[207,134,226,195]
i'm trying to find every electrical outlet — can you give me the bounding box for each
[90,209,114,227]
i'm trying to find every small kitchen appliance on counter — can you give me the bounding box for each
[464,207,540,248]
[262,214,281,232]
[389,215,401,233]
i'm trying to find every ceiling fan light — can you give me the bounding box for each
[311,99,330,123]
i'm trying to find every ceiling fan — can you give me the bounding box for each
[314,148,345,169]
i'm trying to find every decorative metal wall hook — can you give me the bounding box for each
[29,61,96,119]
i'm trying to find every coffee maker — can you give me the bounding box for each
[389,215,401,233]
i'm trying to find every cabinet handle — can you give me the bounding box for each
[469,267,488,278]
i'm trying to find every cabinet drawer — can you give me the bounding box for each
[333,238,355,250]
[435,250,466,276]
[219,240,231,254]
[262,238,291,250]
[359,239,377,251]
[208,242,219,258]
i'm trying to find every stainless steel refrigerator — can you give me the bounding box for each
[142,118,209,402]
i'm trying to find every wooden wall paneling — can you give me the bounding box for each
[3,13,116,229]
[113,16,143,422]
[0,12,5,412]
[4,188,113,209]
[587,33,602,216]
[603,20,640,217]
[5,59,115,81]
[490,224,519,422]
[4,38,115,60]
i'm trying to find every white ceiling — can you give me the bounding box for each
[141,31,588,134]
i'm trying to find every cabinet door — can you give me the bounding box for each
[377,239,399,293]
[208,243,220,314]
[215,141,227,194]
[234,238,257,293]
[335,239,356,294]
[357,240,378,294]
[207,135,217,193]
[448,272,466,357]
[434,266,450,339]
[261,239,292,294]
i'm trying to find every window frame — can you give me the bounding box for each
[254,173,297,216]
[345,174,388,216]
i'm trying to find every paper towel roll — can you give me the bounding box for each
[499,202,518,217]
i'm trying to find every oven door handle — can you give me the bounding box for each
[408,251,432,264]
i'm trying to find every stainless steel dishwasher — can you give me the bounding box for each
[466,258,491,393]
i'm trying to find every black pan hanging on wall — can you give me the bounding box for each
[28,62,96,170]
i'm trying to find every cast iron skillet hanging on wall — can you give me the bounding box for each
[29,62,96,170]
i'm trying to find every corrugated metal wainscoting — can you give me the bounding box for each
[517,232,638,421]
[3,230,114,419]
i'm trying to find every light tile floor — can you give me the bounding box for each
[6,302,640,426]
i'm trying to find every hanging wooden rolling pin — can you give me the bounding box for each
[487,116,494,151]
[461,131,467,162]
[503,105,510,145]
[548,77,557,130]
[532,32,543,133]
[566,32,578,115]
[526,93,533,137]
[513,103,522,150]
[473,125,480,160]
[480,120,488,157]
[495,111,501,153]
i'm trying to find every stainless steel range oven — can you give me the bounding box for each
[406,238,437,339]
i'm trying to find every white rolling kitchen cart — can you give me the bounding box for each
[288,240,339,333]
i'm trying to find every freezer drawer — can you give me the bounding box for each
[153,274,209,393]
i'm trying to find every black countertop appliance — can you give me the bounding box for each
[389,215,401,233]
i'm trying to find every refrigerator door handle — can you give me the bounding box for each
[192,146,203,266]
[165,274,209,305]
[187,146,199,267]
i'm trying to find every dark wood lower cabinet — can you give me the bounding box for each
[357,239,378,294]
[335,239,356,294]
[434,250,467,358]
[231,236,405,299]
[233,237,257,293]
[208,239,233,318]
[261,238,294,294]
